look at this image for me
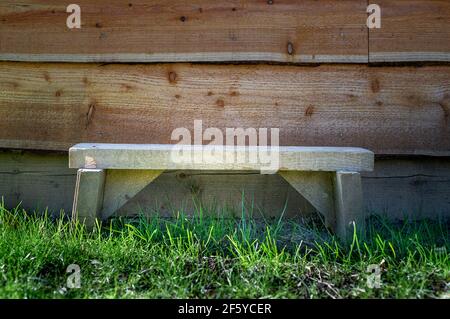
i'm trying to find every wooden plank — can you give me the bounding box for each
[369,0,450,62]
[0,0,368,63]
[0,151,449,220]
[363,158,450,218]
[68,143,374,172]
[0,63,449,156]
[0,151,76,213]
[72,168,105,227]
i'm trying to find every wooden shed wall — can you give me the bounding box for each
[1,63,449,155]
[0,0,449,219]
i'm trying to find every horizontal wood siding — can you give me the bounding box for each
[369,0,450,62]
[1,0,448,63]
[0,0,368,63]
[0,63,448,155]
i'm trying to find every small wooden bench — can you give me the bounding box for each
[69,143,374,239]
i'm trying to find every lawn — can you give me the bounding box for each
[0,200,448,299]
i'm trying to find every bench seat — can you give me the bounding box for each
[69,143,373,172]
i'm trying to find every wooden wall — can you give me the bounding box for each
[1,63,449,155]
[0,0,449,219]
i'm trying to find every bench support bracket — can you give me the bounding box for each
[101,170,163,219]
[279,171,335,229]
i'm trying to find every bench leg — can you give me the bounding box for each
[333,171,365,241]
[72,168,105,228]
[280,170,366,241]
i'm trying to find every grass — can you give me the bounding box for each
[0,199,448,299]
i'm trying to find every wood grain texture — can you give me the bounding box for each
[369,0,450,62]
[68,144,374,172]
[1,62,449,155]
[363,158,450,218]
[0,151,76,213]
[0,0,368,63]
[0,151,449,220]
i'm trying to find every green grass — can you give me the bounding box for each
[0,200,448,299]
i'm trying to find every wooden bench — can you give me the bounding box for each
[69,143,374,239]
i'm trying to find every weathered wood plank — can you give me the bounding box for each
[369,0,450,62]
[363,158,450,218]
[68,144,374,172]
[1,63,448,156]
[0,151,449,220]
[0,151,76,213]
[0,0,368,63]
